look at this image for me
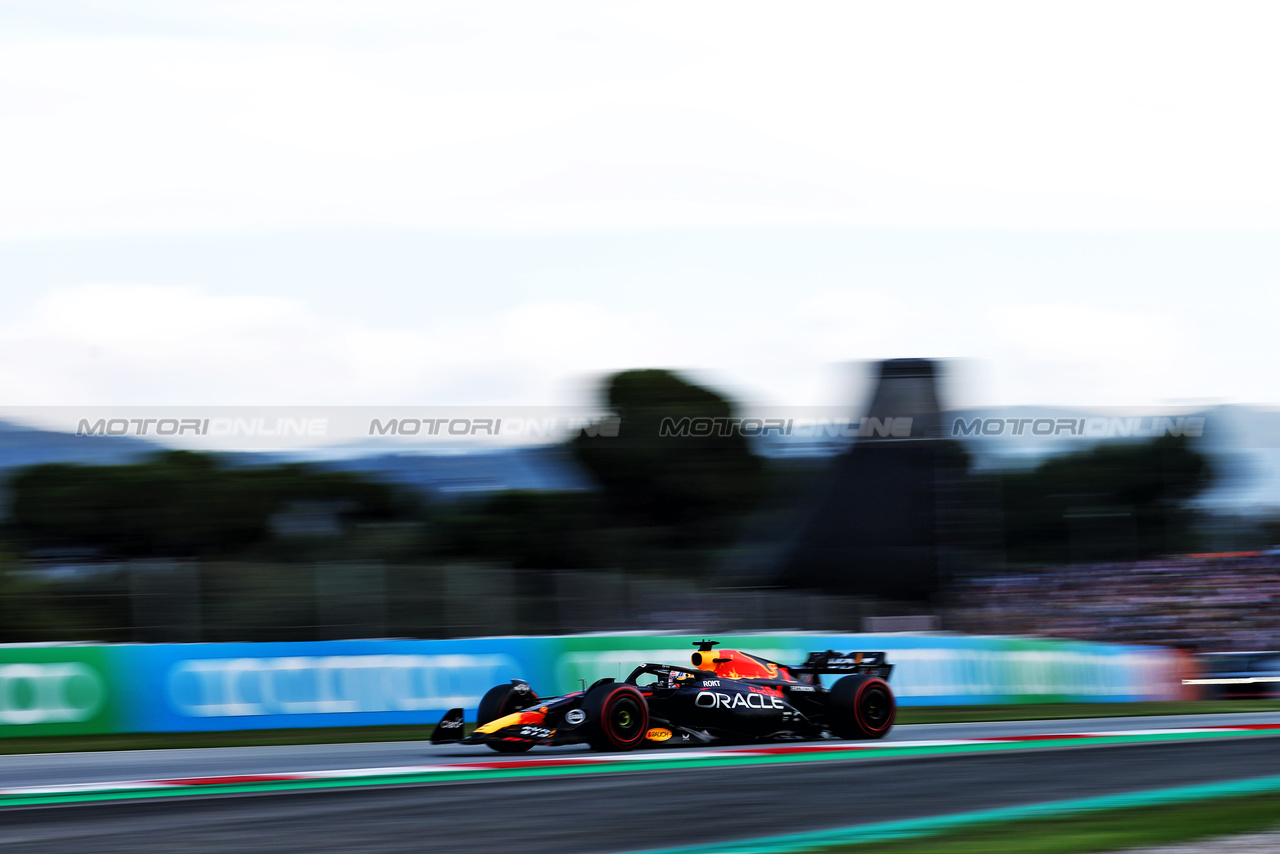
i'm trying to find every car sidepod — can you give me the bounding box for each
[647,675,808,741]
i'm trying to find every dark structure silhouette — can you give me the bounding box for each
[773,359,970,601]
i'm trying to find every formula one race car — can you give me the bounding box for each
[430,641,894,753]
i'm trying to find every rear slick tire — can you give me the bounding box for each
[584,683,649,752]
[829,675,895,740]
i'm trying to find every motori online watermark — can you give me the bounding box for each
[949,415,1205,439]
[70,414,621,440]
[658,417,913,438]
[50,409,1213,447]
[367,416,620,438]
[77,418,330,438]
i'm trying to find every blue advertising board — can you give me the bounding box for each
[124,638,558,732]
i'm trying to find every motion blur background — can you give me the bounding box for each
[2,2,1279,673]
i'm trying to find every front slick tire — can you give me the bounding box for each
[829,674,895,740]
[584,683,649,752]
[477,682,538,753]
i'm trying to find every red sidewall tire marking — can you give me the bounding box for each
[853,678,895,736]
[602,687,648,749]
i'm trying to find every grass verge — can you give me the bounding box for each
[817,791,1280,853]
[1,700,1277,755]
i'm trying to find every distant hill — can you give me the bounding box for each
[0,420,158,469]
[311,445,596,496]
[0,420,596,504]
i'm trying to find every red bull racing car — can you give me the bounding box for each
[431,641,894,753]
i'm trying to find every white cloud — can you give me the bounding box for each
[6,263,1280,435]
[981,304,1189,406]
[0,284,719,406]
[4,2,1280,238]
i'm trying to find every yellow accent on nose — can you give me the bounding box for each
[474,711,527,735]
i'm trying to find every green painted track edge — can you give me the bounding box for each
[0,727,1273,809]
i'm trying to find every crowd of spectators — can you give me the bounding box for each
[946,551,1280,652]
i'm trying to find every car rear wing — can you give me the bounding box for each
[792,650,893,681]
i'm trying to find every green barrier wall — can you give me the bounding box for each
[0,646,123,737]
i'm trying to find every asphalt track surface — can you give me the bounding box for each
[4,713,1280,854]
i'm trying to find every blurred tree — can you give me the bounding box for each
[6,451,417,559]
[995,434,1212,564]
[571,369,764,544]
[1261,515,1280,548]
[432,490,607,569]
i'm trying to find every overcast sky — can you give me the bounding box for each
[3,2,1278,413]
